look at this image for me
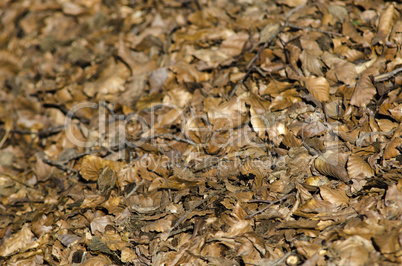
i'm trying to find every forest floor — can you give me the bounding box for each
[1,0,402,265]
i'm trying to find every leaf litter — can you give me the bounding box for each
[1,0,402,265]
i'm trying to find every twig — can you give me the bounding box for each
[57,147,111,163]
[169,225,194,237]
[171,189,223,231]
[9,125,65,138]
[125,179,145,198]
[42,157,78,173]
[271,251,297,266]
[287,24,343,37]
[228,3,308,98]
[374,67,402,82]
[355,129,394,147]
[229,26,283,98]
[137,133,197,146]
[285,3,306,20]
[43,103,90,124]
[247,193,295,219]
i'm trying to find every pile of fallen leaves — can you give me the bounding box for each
[1,0,402,265]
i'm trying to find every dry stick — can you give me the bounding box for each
[136,133,197,146]
[228,4,311,98]
[374,67,402,82]
[58,147,112,163]
[286,24,343,37]
[43,103,90,124]
[9,125,65,138]
[125,179,145,198]
[247,193,295,219]
[171,189,223,231]
[42,157,78,173]
[228,26,283,98]
[271,251,297,266]
[169,225,194,237]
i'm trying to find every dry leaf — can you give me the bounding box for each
[300,49,324,76]
[303,76,330,102]
[90,216,113,234]
[80,155,109,181]
[314,151,349,183]
[0,224,36,257]
[371,3,400,49]
[350,69,378,107]
[347,156,373,179]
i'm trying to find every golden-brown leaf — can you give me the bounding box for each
[303,76,330,102]
[319,186,349,207]
[80,155,109,181]
[314,151,349,183]
[383,138,402,160]
[350,70,377,107]
[371,3,400,47]
[300,49,324,77]
[0,224,36,257]
[347,156,373,179]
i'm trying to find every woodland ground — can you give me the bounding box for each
[1,0,402,265]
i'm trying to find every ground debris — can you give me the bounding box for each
[1,0,402,265]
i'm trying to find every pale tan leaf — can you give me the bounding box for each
[304,176,330,187]
[342,17,369,46]
[314,151,349,183]
[276,0,307,7]
[259,79,292,96]
[80,155,109,181]
[383,138,402,160]
[350,71,377,107]
[90,216,113,234]
[326,61,358,86]
[321,51,344,69]
[333,45,364,61]
[250,106,266,139]
[325,100,345,119]
[372,3,400,46]
[303,76,330,102]
[347,156,373,179]
[58,234,81,247]
[388,104,402,122]
[327,5,348,23]
[376,119,398,133]
[298,120,327,139]
[259,22,281,44]
[390,20,402,46]
[221,31,248,57]
[300,49,324,76]
[320,186,349,207]
[0,224,36,257]
[331,236,375,265]
[142,216,173,233]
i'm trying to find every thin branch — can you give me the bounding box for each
[169,225,194,237]
[43,103,90,124]
[247,193,295,219]
[136,133,197,146]
[125,179,145,198]
[57,148,111,163]
[9,125,65,138]
[171,189,223,231]
[228,3,309,98]
[42,157,78,173]
[287,24,343,37]
[229,26,283,98]
[374,67,402,82]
